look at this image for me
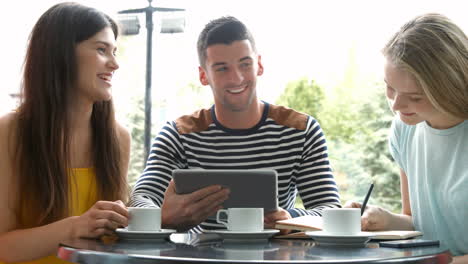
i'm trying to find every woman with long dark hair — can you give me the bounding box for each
[0,2,130,263]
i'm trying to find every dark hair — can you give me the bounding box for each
[14,2,127,227]
[197,16,256,67]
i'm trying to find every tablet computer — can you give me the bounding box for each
[173,169,278,212]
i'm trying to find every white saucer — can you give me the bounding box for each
[305,231,374,247]
[116,228,176,240]
[205,229,280,240]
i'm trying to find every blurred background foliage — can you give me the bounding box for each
[277,77,401,212]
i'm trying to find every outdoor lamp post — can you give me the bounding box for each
[118,0,185,163]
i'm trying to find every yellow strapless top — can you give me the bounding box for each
[5,168,97,264]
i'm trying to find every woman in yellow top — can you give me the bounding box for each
[0,2,131,263]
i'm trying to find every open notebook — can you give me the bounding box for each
[274,215,422,240]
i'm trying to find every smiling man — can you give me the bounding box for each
[130,16,341,233]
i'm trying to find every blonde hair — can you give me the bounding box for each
[383,13,468,119]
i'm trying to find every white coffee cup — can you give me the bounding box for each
[216,208,264,232]
[322,208,361,236]
[128,207,161,231]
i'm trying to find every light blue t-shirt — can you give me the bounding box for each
[389,118,468,256]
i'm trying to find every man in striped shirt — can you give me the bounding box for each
[130,16,341,233]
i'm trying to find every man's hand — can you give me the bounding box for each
[344,201,391,231]
[264,208,292,235]
[161,180,230,231]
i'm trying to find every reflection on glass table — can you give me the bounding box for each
[58,233,453,264]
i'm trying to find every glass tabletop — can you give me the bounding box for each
[58,233,452,264]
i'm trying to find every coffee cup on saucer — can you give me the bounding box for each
[216,208,264,232]
[127,207,161,231]
[322,208,360,236]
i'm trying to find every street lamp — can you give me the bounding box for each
[118,0,185,162]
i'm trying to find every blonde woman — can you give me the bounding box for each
[347,13,467,263]
[0,3,130,263]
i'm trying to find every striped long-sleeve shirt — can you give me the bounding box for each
[130,102,341,233]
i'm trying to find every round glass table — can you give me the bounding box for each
[57,233,452,263]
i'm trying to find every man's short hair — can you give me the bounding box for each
[197,16,256,67]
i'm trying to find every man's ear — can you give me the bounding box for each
[199,66,209,86]
[257,55,264,76]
